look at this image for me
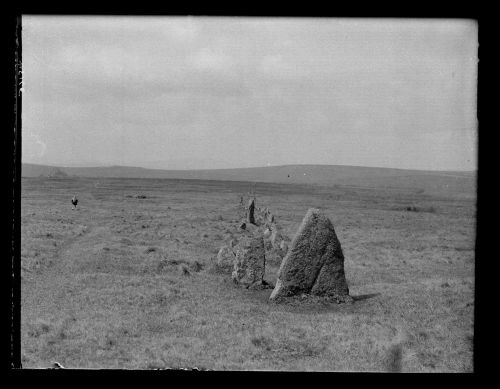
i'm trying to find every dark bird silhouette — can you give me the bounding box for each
[71,196,78,210]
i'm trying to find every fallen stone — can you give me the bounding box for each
[241,222,259,234]
[270,208,350,302]
[232,235,266,288]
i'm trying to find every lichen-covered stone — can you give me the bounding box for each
[270,208,350,302]
[216,245,236,272]
[232,235,266,288]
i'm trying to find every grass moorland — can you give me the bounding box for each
[21,176,475,371]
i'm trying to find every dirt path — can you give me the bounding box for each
[21,214,103,329]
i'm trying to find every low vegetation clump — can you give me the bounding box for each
[126,194,148,199]
[384,343,403,372]
[402,205,436,213]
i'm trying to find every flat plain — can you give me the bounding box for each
[20,175,475,371]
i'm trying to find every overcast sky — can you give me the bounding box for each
[22,16,478,171]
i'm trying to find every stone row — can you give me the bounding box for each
[216,205,351,303]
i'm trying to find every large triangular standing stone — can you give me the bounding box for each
[270,208,350,302]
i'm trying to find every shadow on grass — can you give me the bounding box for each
[228,274,383,302]
[219,275,383,315]
[265,292,382,315]
[352,293,381,302]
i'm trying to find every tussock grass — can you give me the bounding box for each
[26,320,52,338]
[385,343,403,372]
[179,264,191,276]
[207,257,232,275]
[389,204,437,213]
[189,260,203,273]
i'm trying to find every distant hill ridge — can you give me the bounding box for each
[21,162,475,177]
[22,163,476,197]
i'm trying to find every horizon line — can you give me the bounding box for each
[21,161,477,174]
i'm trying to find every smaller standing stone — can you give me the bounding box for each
[232,235,267,288]
[217,245,236,272]
[279,240,288,252]
[270,225,285,249]
[247,198,256,225]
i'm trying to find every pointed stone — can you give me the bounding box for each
[247,198,256,225]
[270,208,350,302]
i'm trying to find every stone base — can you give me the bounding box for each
[248,280,275,290]
[270,292,354,305]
